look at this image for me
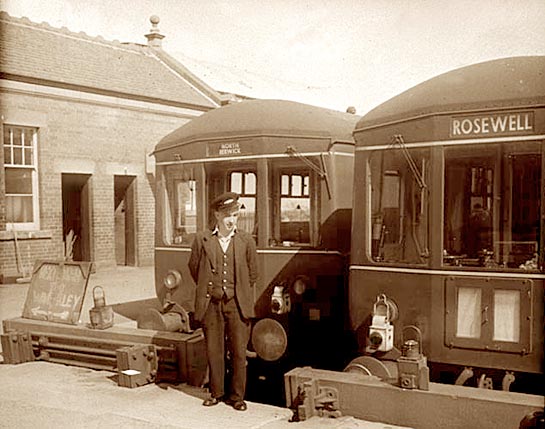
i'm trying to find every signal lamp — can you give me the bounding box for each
[163,269,182,290]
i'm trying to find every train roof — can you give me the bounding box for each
[356,56,545,131]
[154,99,360,153]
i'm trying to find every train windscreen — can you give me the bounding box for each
[443,142,541,271]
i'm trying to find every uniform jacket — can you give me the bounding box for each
[189,229,258,322]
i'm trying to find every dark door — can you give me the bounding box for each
[114,175,136,266]
[62,174,91,262]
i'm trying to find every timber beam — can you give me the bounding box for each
[2,317,207,386]
[285,367,544,429]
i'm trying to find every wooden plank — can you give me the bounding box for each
[3,317,206,385]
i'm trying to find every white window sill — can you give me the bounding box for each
[0,230,53,241]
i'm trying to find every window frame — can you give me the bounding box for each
[445,276,533,354]
[3,124,40,231]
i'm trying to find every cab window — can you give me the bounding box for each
[280,171,310,244]
[367,147,430,264]
[229,171,257,235]
[443,143,541,270]
[161,164,198,245]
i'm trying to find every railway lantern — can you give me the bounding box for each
[271,285,291,314]
[89,286,114,330]
[368,294,396,352]
[397,325,429,390]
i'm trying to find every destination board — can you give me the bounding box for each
[22,260,92,325]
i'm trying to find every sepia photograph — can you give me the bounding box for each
[0,1,544,428]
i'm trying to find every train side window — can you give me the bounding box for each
[229,171,256,235]
[368,148,429,264]
[443,144,541,270]
[280,172,310,244]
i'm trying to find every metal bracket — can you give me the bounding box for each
[290,378,341,421]
[116,344,158,388]
[0,331,34,364]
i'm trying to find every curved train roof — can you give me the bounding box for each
[155,99,360,153]
[356,56,545,131]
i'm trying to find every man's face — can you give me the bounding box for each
[215,208,239,234]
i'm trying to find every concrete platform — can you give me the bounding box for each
[0,266,409,428]
[0,362,409,429]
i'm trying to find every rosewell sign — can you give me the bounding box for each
[450,111,534,138]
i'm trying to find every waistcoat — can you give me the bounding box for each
[209,238,235,300]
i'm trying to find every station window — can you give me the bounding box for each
[163,165,197,245]
[443,143,541,271]
[367,146,429,264]
[3,125,40,231]
[229,171,256,235]
[280,172,310,244]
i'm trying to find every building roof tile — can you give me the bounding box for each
[0,12,221,110]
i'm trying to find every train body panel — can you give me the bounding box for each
[349,56,545,386]
[349,267,544,374]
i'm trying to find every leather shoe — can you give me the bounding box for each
[202,397,221,407]
[232,400,247,411]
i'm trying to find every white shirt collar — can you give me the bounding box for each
[212,226,236,240]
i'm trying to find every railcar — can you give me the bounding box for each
[150,99,359,402]
[347,56,544,395]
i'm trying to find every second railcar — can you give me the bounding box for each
[347,56,544,394]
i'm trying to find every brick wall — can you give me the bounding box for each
[0,88,195,280]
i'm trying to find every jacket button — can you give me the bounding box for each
[206,293,210,298]
[208,281,213,286]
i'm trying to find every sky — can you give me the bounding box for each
[1,0,544,115]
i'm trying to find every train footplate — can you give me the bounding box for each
[0,331,35,364]
[287,376,341,421]
[116,344,158,388]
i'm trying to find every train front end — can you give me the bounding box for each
[152,99,359,403]
[348,56,544,394]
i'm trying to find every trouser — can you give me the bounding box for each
[203,297,250,401]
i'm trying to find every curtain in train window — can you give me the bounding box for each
[493,289,520,342]
[456,287,482,339]
[280,172,310,244]
[230,171,256,235]
[367,147,429,263]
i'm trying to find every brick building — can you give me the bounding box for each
[0,13,227,281]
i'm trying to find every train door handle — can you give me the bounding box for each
[481,306,489,325]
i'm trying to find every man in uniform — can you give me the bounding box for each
[188,192,258,411]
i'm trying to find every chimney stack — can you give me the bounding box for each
[145,15,165,48]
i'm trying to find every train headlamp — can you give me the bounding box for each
[163,270,182,290]
[271,285,291,314]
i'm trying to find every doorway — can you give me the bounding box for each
[114,175,136,266]
[62,174,91,262]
